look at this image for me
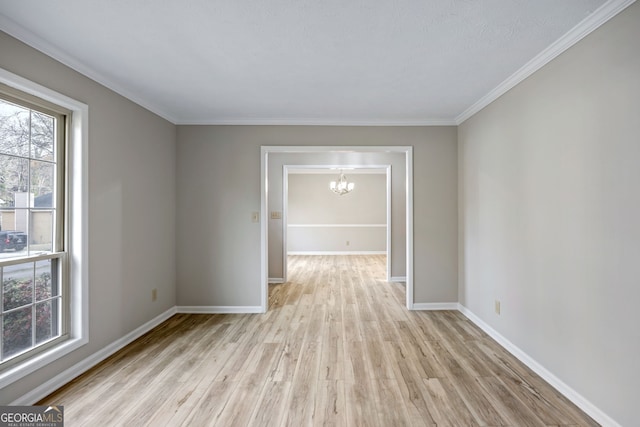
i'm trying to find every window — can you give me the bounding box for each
[0,68,87,390]
[0,86,67,367]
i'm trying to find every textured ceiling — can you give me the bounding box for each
[0,0,614,124]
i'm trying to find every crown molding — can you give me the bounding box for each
[0,14,179,124]
[174,118,458,126]
[456,0,636,125]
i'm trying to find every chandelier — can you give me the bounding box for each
[329,170,355,195]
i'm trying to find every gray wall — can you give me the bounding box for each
[1,32,177,403]
[287,173,387,253]
[176,126,458,306]
[458,3,640,426]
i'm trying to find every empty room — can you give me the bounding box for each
[0,0,638,426]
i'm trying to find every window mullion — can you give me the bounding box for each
[31,262,36,349]
[27,109,33,256]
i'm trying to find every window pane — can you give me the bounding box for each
[31,111,55,161]
[0,209,28,262]
[0,154,29,207]
[36,299,59,345]
[0,100,30,157]
[2,306,33,359]
[3,262,34,311]
[31,160,55,206]
[35,259,57,300]
[30,210,53,253]
[0,210,15,237]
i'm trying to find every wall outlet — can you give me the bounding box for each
[346,240,350,246]
[152,289,158,302]
[495,300,501,315]
[270,211,282,220]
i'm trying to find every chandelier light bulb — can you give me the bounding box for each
[329,170,354,195]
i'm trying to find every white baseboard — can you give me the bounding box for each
[458,304,621,427]
[268,278,284,284]
[12,306,177,405]
[287,251,386,255]
[177,306,264,314]
[412,302,459,310]
[389,276,406,283]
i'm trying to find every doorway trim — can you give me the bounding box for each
[283,164,392,283]
[260,145,413,312]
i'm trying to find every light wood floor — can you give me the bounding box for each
[40,255,598,426]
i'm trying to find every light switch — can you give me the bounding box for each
[251,212,260,223]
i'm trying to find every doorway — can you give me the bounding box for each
[260,146,414,312]
[283,165,391,283]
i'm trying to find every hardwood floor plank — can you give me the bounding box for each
[305,303,326,342]
[477,376,547,427]
[438,335,493,378]
[342,303,363,342]
[425,339,471,379]
[448,376,508,426]
[264,303,297,342]
[393,377,437,426]
[248,380,292,427]
[422,377,478,427]
[213,379,267,427]
[146,379,210,427]
[373,379,428,427]
[314,380,346,427]
[404,339,448,379]
[269,322,306,382]
[364,338,397,380]
[345,379,381,427]
[319,322,345,381]
[180,380,237,427]
[37,255,599,427]
[282,340,321,426]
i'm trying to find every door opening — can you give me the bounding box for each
[260,146,414,312]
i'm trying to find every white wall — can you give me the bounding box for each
[0,32,177,404]
[287,173,387,253]
[176,125,458,306]
[458,2,640,426]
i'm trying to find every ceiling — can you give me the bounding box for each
[0,0,621,125]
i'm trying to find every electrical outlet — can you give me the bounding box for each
[495,300,500,315]
[346,240,350,246]
[152,289,158,302]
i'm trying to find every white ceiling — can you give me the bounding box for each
[1,0,625,125]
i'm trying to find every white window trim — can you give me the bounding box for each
[0,67,88,388]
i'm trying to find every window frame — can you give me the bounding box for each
[0,68,88,390]
[0,90,68,370]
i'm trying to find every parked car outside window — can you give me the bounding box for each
[0,230,27,252]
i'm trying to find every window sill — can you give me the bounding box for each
[0,336,88,390]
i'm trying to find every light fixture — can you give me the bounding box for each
[329,170,355,195]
